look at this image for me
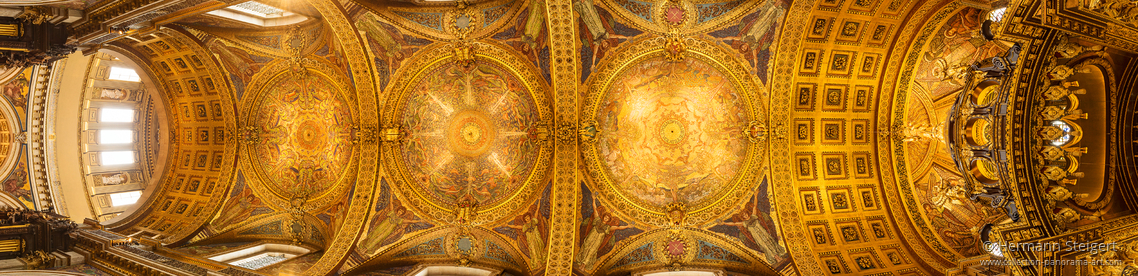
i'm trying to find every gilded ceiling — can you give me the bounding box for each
[18,0,1134,275]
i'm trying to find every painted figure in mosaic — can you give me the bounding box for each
[574,0,608,45]
[360,206,421,255]
[214,190,263,228]
[504,213,546,266]
[2,74,27,108]
[522,0,546,51]
[0,164,29,203]
[356,13,404,64]
[208,40,260,83]
[741,0,786,54]
[720,197,787,264]
[577,206,633,269]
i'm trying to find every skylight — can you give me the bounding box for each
[100,108,135,122]
[109,191,141,206]
[206,1,307,27]
[99,130,133,144]
[231,253,293,270]
[108,67,141,82]
[230,1,286,18]
[101,151,135,165]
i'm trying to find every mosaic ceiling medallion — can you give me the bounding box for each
[583,36,768,227]
[240,59,358,210]
[382,41,552,225]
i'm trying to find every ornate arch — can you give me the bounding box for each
[0,68,20,208]
[289,0,381,274]
[592,228,778,275]
[344,225,530,275]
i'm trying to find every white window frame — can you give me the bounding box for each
[108,67,142,82]
[100,108,135,123]
[109,191,142,206]
[99,129,134,144]
[100,151,135,166]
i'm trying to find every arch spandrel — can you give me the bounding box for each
[593,0,772,37]
[353,0,528,42]
[379,40,553,226]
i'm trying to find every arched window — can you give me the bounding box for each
[1050,120,1073,146]
[74,52,165,222]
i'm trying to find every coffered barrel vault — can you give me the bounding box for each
[0,0,1131,275]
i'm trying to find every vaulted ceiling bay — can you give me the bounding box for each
[0,0,1131,275]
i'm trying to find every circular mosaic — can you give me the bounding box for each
[597,56,749,207]
[396,56,548,210]
[249,72,354,200]
[583,37,766,226]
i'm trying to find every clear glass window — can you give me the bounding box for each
[109,191,141,206]
[989,7,1007,22]
[100,109,135,122]
[231,253,293,270]
[99,130,133,144]
[101,151,135,165]
[230,1,287,18]
[1051,121,1073,146]
[108,67,141,82]
[986,241,1004,257]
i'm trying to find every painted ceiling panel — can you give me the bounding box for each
[40,0,1137,275]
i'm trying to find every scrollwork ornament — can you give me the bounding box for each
[745,121,768,143]
[580,120,599,144]
[664,34,687,62]
[660,230,688,268]
[447,230,482,260]
[352,125,379,144]
[453,41,477,68]
[240,125,260,145]
[445,4,480,40]
[556,122,577,145]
